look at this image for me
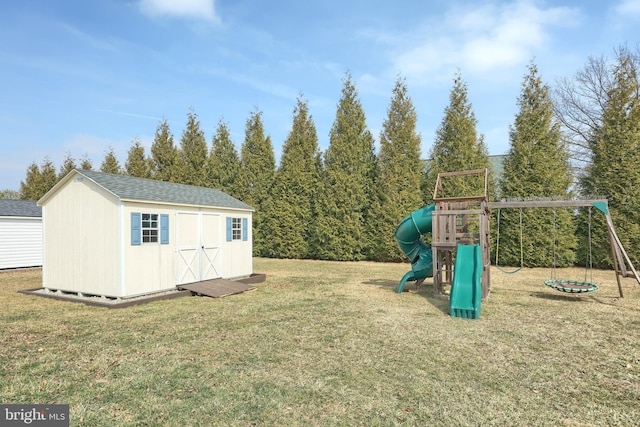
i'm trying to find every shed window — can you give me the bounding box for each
[226,217,249,242]
[232,217,242,240]
[131,212,169,245]
[142,213,159,243]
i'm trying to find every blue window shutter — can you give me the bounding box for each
[131,212,141,245]
[226,217,232,242]
[242,218,248,241]
[160,214,169,244]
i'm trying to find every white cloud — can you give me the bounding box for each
[615,0,640,16]
[138,0,219,23]
[391,1,580,84]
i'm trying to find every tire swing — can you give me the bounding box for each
[495,207,524,274]
[545,207,599,294]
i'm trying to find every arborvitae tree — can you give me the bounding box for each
[79,154,93,170]
[100,147,123,174]
[150,118,179,182]
[207,119,240,194]
[177,110,208,186]
[499,62,575,268]
[580,51,640,268]
[58,153,77,181]
[125,137,152,178]
[261,97,322,259]
[40,158,57,196]
[311,73,376,261]
[19,162,44,200]
[20,158,58,200]
[425,73,491,202]
[236,109,276,256]
[0,189,19,199]
[368,77,424,262]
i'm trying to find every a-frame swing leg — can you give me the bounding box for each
[607,224,624,298]
[605,213,640,296]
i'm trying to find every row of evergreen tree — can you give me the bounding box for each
[13,47,640,268]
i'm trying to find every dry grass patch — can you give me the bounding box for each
[1,261,639,426]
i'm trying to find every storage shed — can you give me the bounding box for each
[0,200,43,269]
[38,169,254,299]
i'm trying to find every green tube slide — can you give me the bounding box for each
[394,204,436,293]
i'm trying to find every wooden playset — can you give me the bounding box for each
[403,168,640,302]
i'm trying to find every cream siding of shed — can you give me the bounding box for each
[40,174,121,295]
[0,200,43,269]
[38,169,254,298]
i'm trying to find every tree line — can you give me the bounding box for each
[10,46,640,268]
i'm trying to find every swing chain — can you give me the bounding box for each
[495,207,524,274]
[585,206,593,284]
[551,208,556,280]
[551,206,595,286]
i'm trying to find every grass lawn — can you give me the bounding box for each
[1,259,639,426]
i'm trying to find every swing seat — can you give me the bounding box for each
[496,265,524,274]
[544,279,599,293]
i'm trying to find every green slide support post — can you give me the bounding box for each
[394,204,436,293]
[449,243,483,319]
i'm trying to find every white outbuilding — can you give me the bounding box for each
[37,169,254,299]
[0,200,43,269]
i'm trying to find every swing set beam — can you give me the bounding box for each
[488,198,640,297]
[487,199,609,209]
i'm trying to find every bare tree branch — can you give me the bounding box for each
[552,45,640,173]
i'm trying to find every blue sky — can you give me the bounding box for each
[1,0,639,192]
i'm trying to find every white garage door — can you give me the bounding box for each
[176,212,221,285]
[0,218,43,269]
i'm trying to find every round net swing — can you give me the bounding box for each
[544,279,599,293]
[546,206,599,294]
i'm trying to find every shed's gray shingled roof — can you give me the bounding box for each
[0,200,42,217]
[76,169,254,211]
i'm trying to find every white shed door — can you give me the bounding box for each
[176,212,222,285]
[200,213,221,281]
